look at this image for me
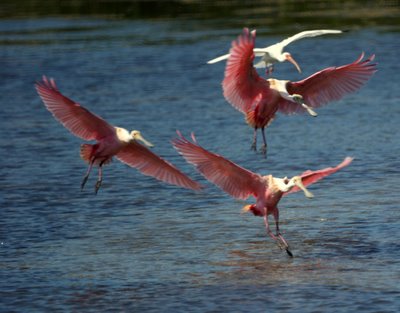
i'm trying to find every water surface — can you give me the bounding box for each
[1,15,399,312]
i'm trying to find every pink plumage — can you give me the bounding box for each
[35,76,201,194]
[284,157,354,195]
[172,131,265,200]
[280,53,377,114]
[36,76,115,141]
[222,28,377,156]
[173,131,353,255]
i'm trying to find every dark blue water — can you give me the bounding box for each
[1,18,399,312]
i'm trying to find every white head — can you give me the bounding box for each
[287,176,314,198]
[289,93,304,103]
[282,52,302,73]
[276,176,314,198]
[286,94,318,117]
[130,130,154,147]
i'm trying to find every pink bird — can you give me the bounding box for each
[35,76,202,194]
[223,28,377,156]
[173,132,353,256]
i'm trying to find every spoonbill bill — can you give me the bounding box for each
[207,29,342,74]
[223,28,376,156]
[173,132,353,256]
[35,76,202,194]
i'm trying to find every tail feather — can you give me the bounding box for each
[245,109,275,128]
[245,110,257,126]
[80,144,95,163]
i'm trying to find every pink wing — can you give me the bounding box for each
[35,76,115,141]
[116,141,202,191]
[172,132,266,200]
[285,157,353,195]
[222,28,270,114]
[278,53,377,114]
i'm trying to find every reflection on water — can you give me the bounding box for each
[1,11,400,313]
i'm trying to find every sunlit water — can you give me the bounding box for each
[1,18,399,312]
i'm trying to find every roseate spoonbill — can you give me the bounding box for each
[172,132,353,256]
[207,29,342,74]
[223,28,376,156]
[35,76,201,194]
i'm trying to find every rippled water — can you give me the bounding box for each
[1,17,399,312]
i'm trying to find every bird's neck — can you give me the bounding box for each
[271,176,294,193]
[115,127,132,143]
[268,79,292,100]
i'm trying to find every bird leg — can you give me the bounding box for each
[81,159,95,191]
[265,65,274,76]
[260,127,267,157]
[273,209,293,257]
[94,160,105,195]
[263,214,287,251]
[251,128,257,151]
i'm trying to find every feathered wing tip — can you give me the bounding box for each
[229,27,255,59]
[175,130,197,145]
[222,27,262,114]
[190,132,197,143]
[208,29,254,65]
[175,129,184,140]
[355,51,375,63]
[338,156,354,168]
[366,54,375,63]
[284,156,354,196]
[116,139,203,191]
[173,130,192,151]
[354,52,377,72]
[36,75,58,91]
[355,51,365,63]
[172,131,266,200]
[233,27,248,45]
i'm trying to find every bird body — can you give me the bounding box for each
[35,76,201,194]
[223,28,377,156]
[173,132,353,256]
[79,128,151,165]
[208,29,342,73]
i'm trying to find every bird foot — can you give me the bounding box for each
[251,142,257,151]
[260,144,267,158]
[276,233,293,257]
[81,176,89,191]
[286,248,293,257]
[94,180,102,195]
[265,66,274,76]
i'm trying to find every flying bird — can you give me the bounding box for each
[207,29,342,74]
[223,28,376,156]
[173,132,353,256]
[35,76,202,194]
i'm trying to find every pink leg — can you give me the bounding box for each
[94,160,106,195]
[251,128,257,151]
[273,209,293,257]
[263,215,277,240]
[265,65,274,76]
[260,127,267,157]
[81,159,95,191]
